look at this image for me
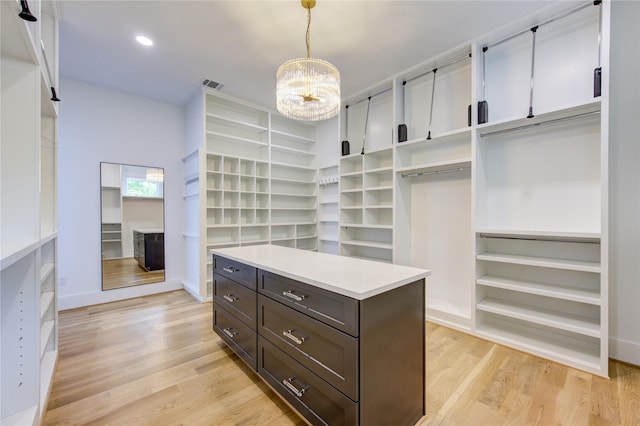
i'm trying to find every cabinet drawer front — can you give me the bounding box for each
[258,270,359,336]
[258,338,358,426]
[213,305,257,370]
[214,256,256,290]
[214,274,257,328]
[258,294,358,401]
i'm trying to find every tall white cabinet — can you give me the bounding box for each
[332,1,610,376]
[1,0,60,423]
[183,90,318,301]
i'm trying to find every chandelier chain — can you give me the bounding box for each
[306,6,311,59]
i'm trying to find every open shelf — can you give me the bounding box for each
[477,297,600,338]
[397,158,471,177]
[40,292,55,319]
[476,252,600,273]
[477,275,600,305]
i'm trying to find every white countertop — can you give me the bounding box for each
[210,244,430,300]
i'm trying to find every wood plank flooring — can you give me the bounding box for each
[102,258,165,290]
[44,290,640,426]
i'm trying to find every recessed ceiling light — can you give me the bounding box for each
[136,35,153,46]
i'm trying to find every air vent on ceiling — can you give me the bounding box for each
[203,79,224,90]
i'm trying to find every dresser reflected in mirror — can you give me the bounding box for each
[100,162,165,290]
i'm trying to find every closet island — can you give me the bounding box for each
[211,244,429,426]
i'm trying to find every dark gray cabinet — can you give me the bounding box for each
[133,230,164,271]
[212,254,425,426]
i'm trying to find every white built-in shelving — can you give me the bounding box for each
[328,1,610,376]
[1,0,60,423]
[183,90,318,301]
[339,147,394,263]
[317,165,339,254]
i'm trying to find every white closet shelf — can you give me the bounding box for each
[2,405,38,426]
[40,320,55,358]
[477,99,601,137]
[341,224,393,230]
[271,129,315,144]
[340,188,363,193]
[477,297,600,338]
[206,130,267,147]
[477,229,601,243]
[1,239,40,271]
[341,206,363,210]
[270,207,316,211]
[476,320,601,371]
[40,350,58,408]
[341,240,393,250]
[396,158,471,176]
[340,170,363,177]
[271,192,317,198]
[40,263,55,283]
[40,291,55,319]
[477,275,601,305]
[319,201,339,205]
[206,112,268,132]
[271,176,315,185]
[319,219,339,223]
[400,127,472,146]
[365,166,393,174]
[271,161,316,171]
[364,205,393,209]
[1,0,39,64]
[365,185,393,191]
[476,252,601,273]
[271,144,314,157]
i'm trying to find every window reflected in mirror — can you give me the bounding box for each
[100,162,165,290]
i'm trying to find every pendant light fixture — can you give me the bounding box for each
[276,0,340,121]
[146,168,164,182]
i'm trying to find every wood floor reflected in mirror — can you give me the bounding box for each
[102,258,164,290]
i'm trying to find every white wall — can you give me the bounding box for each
[58,78,184,309]
[608,0,640,365]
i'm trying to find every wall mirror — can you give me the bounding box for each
[100,162,165,290]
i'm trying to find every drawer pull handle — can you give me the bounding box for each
[282,290,305,302]
[283,377,307,398]
[223,267,239,273]
[282,329,305,345]
[223,294,237,303]
[222,327,237,339]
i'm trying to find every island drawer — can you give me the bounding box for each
[214,274,257,328]
[258,294,358,400]
[214,255,256,290]
[213,304,257,370]
[258,270,359,337]
[258,337,358,426]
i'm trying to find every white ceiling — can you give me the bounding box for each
[58,0,561,109]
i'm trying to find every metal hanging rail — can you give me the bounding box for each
[484,1,593,50]
[402,167,469,178]
[346,86,393,109]
[479,110,600,138]
[403,53,471,85]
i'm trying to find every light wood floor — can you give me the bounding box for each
[102,258,165,290]
[44,290,640,426]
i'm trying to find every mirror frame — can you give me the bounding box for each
[100,162,165,290]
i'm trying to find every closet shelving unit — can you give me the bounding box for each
[330,1,609,376]
[317,165,339,254]
[1,0,60,423]
[270,115,318,251]
[183,90,318,301]
[473,1,607,375]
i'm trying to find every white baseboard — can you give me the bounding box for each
[610,336,640,366]
[58,279,183,310]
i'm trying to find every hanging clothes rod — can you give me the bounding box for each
[403,53,471,84]
[479,110,599,138]
[346,87,393,108]
[484,1,593,50]
[402,166,469,178]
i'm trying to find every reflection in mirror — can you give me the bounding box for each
[100,162,165,290]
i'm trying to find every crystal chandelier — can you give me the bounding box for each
[276,0,340,121]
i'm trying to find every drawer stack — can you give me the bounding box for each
[212,254,425,426]
[213,256,258,369]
